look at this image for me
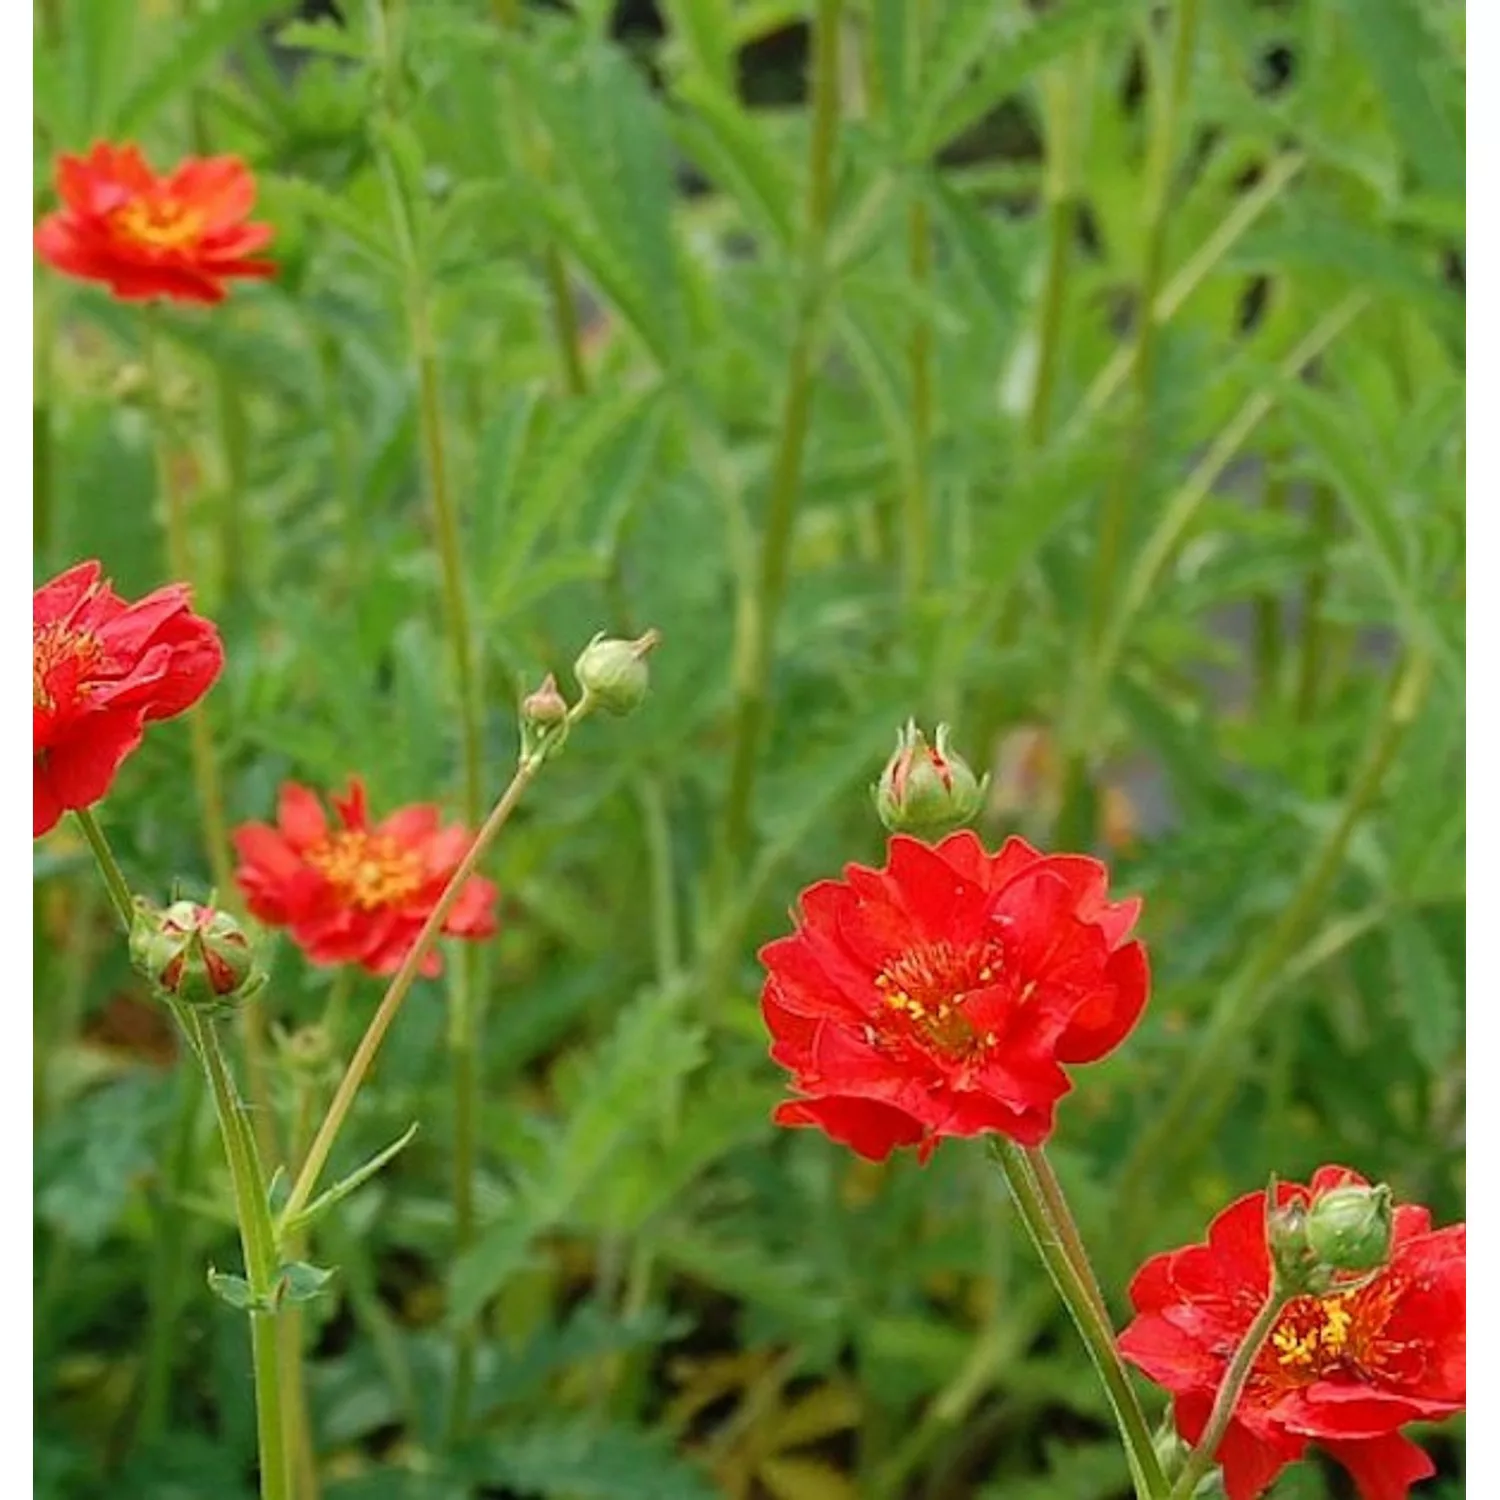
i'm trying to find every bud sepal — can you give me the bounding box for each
[130,898,267,1015]
[873,720,988,839]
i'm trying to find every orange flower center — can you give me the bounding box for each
[115,197,204,250]
[305,831,425,912]
[1255,1279,1402,1393]
[33,621,106,714]
[874,939,1008,1058]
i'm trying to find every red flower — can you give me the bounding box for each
[759,832,1149,1161]
[1119,1167,1465,1500]
[35,142,274,303]
[34,561,224,838]
[232,778,498,977]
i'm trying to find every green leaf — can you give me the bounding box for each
[109,0,288,137]
[1278,383,1462,687]
[280,1122,420,1237]
[275,1259,339,1306]
[207,1268,257,1311]
[913,0,1134,158]
[461,1420,719,1500]
[1338,0,1463,196]
[1386,912,1461,1072]
[448,987,704,1324]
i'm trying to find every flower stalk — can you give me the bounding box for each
[276,698,595,1234]
[990,1139,1170,1500]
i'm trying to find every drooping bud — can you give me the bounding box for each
[1305,1183,1394,1275]
[873,720,987,839]
[130,898,266,1015]
[573,629,660,716]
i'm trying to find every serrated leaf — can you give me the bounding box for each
[914,0,1134,157]
[448,988,705,1324]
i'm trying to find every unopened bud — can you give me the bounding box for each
[874,721,987,839]
[573,629,660,716]
[130,899,266,1015]
[1266,1192,1323,1294]
[278,1024,335,1076]
[521,673,568,728]
[1306,1183,1394,1275]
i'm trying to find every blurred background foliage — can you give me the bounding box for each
[33,0,1463,1496]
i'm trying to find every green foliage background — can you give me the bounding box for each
[34,1,1464,1497]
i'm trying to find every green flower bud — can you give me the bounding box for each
[1306,1183,1394,1275]
[873,721,987,839]
[573,629,660,716]
[130,899,266,1015]
[1266,1193,1325,1295]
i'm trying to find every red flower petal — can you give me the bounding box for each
[1320,1433,1435,1500]
[772,1096,925,1161]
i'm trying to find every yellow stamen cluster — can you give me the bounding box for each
[116,198,204,250]
[1272,1293,1355,1370]
[873,940,1005,1058]
[306,830,425,912]
[33,622,106,713]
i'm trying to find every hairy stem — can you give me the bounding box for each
[989,1139,1169,1499]
[187,1009,289,1500]
[277,703,591,1233]
[74,807,135,930]
[1170,1286,1287,1499]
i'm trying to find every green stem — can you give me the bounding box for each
[1069,152,1304,435]
[1086,0,1199,633]
[281,1074,321,1500]
[369,3,489,1427]
[1027,58,1082,451]
[989,1140,1168,1499]
[408,165,487,1461]
[1295,482,1339,723]
[1054,295,1366,851]
[1062,0,1199,844]
[1169,1286,1288,1499]
[1024,1148,1113,1328]
[316,334,365,598]
[721,0,843,863]
[1252,454,1289,704]
[35,279,56,557]
[74,807,135,930]
[276,704,591,1233]
[1112,649,1433,1241]
[542,243,589,397]
[140,315,280,1166]
[186,1008,289,1500]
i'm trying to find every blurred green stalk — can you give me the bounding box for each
[140,316,280,1167]
[1058,0,1200,849]
[722,0,844,864]
[1111,648,1434,1253]
[369,0,489,1436]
